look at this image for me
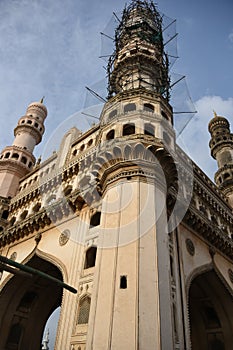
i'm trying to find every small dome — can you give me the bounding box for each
[208,113,229,133]
[26,100,47,119]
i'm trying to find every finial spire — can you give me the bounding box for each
[40,96,45,104]
[213,110,218,118]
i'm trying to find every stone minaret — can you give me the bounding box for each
[0,99,47,198]
[209,111,233,207]
[86,1,178,349]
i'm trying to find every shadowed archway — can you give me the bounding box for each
[189,270,233,350]
[0,255,63,350]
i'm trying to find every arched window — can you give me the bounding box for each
[9,216,16,226]
[143,103,154,113]
[124,103,136,113]
[77,296,91,325]
[32,203,41,213]
[161,110,169,120]
[90,212,101,227]
[4,152,10,159]
[144,123,154,136]
[20,210,28,221]
[123,123,135,136]
[21,156,27,164]
[84,247,97,269]
[17,291,37,313]
[106,129,115,140]
[63,185,72,197]
[88,139,93,147]
[12,153,19,160]
[6,323,23,346]
[109,109,117,119]
[2,210,9,220]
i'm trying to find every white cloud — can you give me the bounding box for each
[178,95,233,180]
[228,31,233,43]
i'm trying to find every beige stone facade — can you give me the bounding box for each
[0,1,232,349]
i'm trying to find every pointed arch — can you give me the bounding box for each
[188,269,233,350]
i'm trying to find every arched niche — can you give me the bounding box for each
[0,255,64,350]
[188,270,233,350]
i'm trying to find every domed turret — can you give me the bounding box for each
[0,99,47,198]
[209,111,233,207]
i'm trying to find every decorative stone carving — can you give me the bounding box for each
[59,229,70,246]
[185,238,195,256]
[10,252,17,261]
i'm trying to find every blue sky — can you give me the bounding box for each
[1,0,233,347]
[0,0,233,180]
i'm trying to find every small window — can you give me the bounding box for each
[34,122,38,128]
[109,109,117,119]
[124,103,136,113]
[84,247,97,269]
[161,110,168,120]
[90,212,101,228]
[32,203,41,213]
[77,296,91,325]
[120,276,127,289]
[123,123,135,136]
[88,139,93,147]
[63,185,72,197]
[12,153,19,160]
[21,120,25,124]
[28,162,32,168]
[73,149,77,157]
[6,323,23,346]
[2,210,9,219]
[106,129,115,140]
[9,217,16,226]
[21,156,27,164]
[144,123,154,136]
[27,120,32,124]
[4,152,10,159]
[17,291,37,312]
[20,210,28,221]
[144,103,154,112]
[80,144,85,152]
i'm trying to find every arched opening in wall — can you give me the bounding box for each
[20,210,28,221]
[90,212,101,228]
[21,156,27,164]
[12,153,19,160]
[106,129,115,140]
[63,185,72,197]
[84,247,97,269]
[123,123,135,136]
[0,255,63,350]
[124,103,136,113]
[4,152,10,159]
[77,295,91,325]
[189,270,233,350]
[2,210,9,220]
[144,123,154,136]
[143,103,154,113]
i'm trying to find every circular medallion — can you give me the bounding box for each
[185,238,195,256]
[59,229,70,246]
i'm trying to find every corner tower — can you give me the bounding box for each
[209,111,233,207]
[0,99,47,198]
